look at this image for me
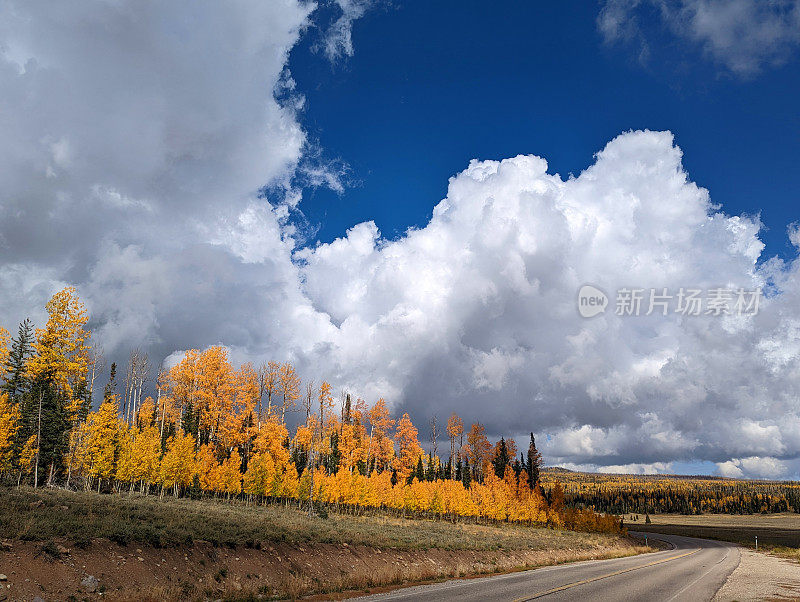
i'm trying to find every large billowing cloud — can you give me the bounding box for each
[0,0,325,358]
[296,130,800,479]
[2,3,800,478]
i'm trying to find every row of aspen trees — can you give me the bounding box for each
[0,287,623,533]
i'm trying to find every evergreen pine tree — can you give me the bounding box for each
[71,378,92,424]
[104,362,117,402]
[414,456,424,482]
[182,401,197,436]
[426,454,435,481]
[461,457,471,489]
[527,432,542,489]
[326,432,340,474]
[291,444,308,473]
[3,319,34,399]
[492,437,510,478]
[512,457,522,479]
[30,377,68,486]
[343,393,352,425]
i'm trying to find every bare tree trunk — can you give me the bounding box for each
[122,359,132,424]
[34,389,43,489]
[66,431,77,490]
[307,445,315,516]
[429,415,438,461]
[124,349,151,426]
[89,346,105,404]
[303,381,315,421]
[157,369,166,440]
[365,425,374,475]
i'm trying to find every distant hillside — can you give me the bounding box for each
[539,469,800,515]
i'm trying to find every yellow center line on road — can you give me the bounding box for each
[512,548,700,601]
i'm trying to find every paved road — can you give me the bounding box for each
[356,532,740,601]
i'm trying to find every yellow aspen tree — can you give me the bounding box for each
[0,327,10,380]
[195,443,222,492]
[159,433,196,496]
[84,395,122,488]
[116,427,136,486]
[243,449,275,497]
[351,397,367,425]
[70,419,97,489]
[280,463,299,498]
[27,287,91,414]
[165,349,202,433]
[277,362,300,422]
[293,419,314,450]
[122,424,161,492]
[317,381,334,434]
[393,413,422,484]
[0,391,20,472]
[245,416,292,498]
[0,327,16,474]
[195,346,234,449]
[218,449,242,497]
[254,416,291,470]
[135,397,156,429]
[446,413,463,478]
[338,422,359,473]
[220,362,258,454]
[18,434,37,485]
[25,288,92,487]
[257,360,280,421]
[367,398,395,472]
[465,422,491,482]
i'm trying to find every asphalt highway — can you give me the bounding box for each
[356,532,740,601]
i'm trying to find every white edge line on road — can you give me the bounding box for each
[665,542,736,602]
[355,535,703,601]
[354,549,680,600]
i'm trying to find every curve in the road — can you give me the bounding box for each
[355,532,740,602]
[512,547,700,601]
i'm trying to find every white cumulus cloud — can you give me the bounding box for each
[599,0,800,75]
[293,130,800,478]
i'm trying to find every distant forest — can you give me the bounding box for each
[541,470,800,515]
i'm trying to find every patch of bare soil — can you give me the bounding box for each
[0,537,643,601]
[714,548,800,602]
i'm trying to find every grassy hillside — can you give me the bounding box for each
[0,487,646,600]
[2,486,614,551]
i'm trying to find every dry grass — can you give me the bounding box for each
[97,545,649,601]
[628,512,800,559]
[2,485,617,551]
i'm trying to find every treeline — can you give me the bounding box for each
[540,471,800,515]
[0,288,622,534]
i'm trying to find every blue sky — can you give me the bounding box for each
[291,1,800,260]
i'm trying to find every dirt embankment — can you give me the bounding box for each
[0,537,643,601]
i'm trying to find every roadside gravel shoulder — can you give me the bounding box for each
[714,548,800,601]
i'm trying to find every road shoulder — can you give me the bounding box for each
[713,548,800,601]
